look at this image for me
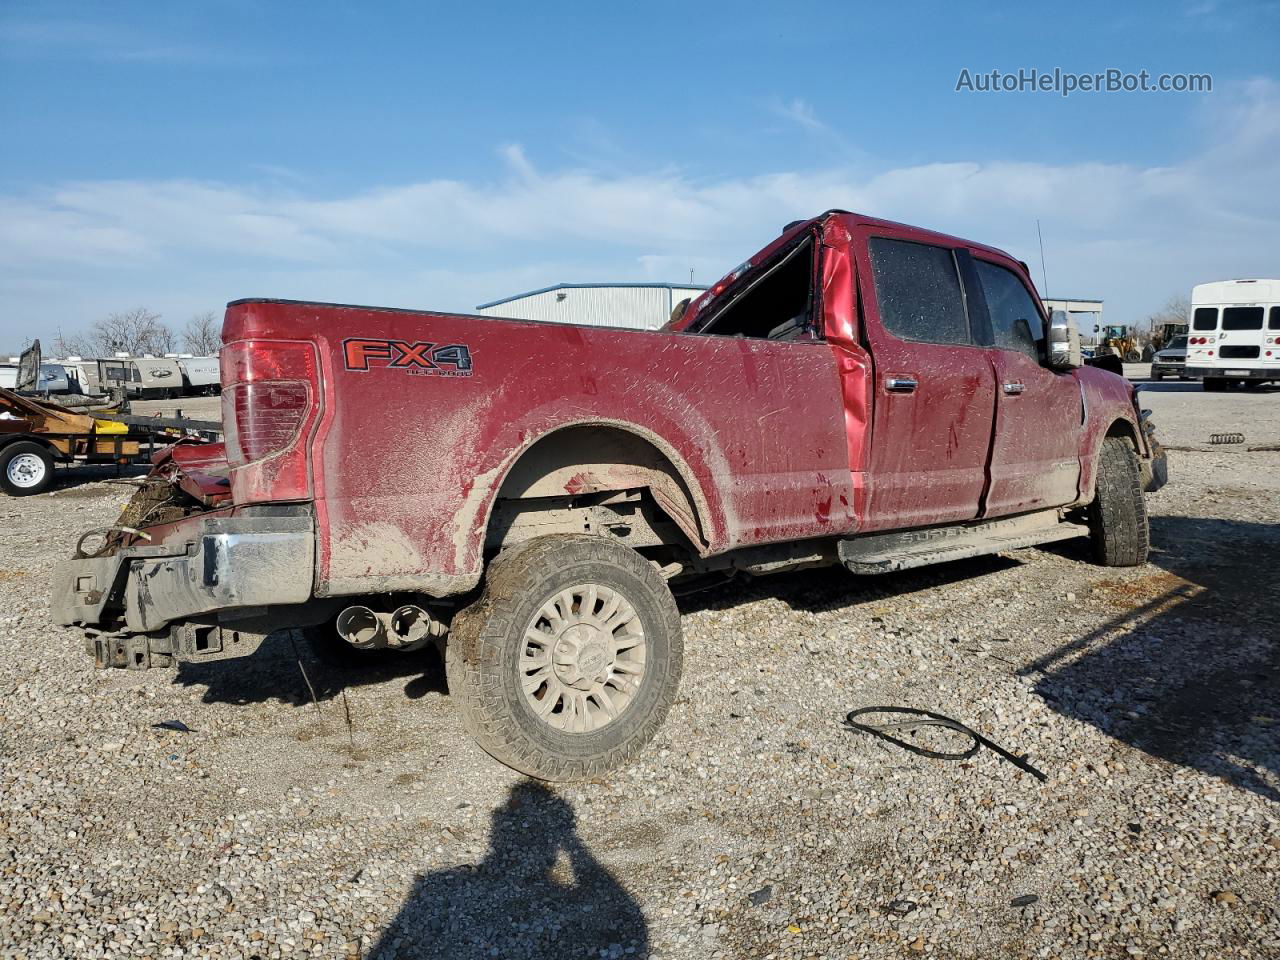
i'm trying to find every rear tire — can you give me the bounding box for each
[446,535,683,781]
[1088,437,1150,567]
[0,441,55,496]
[1203,378,1224,392]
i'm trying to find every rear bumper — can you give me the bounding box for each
[1186,365,1278,382]
[51,507,315,635]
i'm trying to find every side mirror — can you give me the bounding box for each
[1046,310,1081,370]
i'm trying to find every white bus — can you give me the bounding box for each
[1187,279,1280,390]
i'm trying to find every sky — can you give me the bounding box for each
[1,0,1278,350]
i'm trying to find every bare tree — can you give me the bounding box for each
[53,330,92,356]
[1141,295,1191,334]
[54,308,178,357]
[183,311,223,355]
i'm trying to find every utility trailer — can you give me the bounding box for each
[0,386,220,496]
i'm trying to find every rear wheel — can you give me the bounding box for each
[446,534,683,781]
[0,441,55,496]
[1088,437,1149,567]
[1203,377,1224,392]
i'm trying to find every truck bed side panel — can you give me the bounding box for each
[225,302,856,598]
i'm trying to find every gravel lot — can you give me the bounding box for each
[2,377,1277,959]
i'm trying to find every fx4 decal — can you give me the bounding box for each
[342,339,474,377]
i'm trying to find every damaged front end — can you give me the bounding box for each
[50,442,318,669]
[1134,395,1169,494]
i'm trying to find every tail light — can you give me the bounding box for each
[227,382,309,461]
[222,340,320,502]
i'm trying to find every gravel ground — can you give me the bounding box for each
[2,380,1277,959]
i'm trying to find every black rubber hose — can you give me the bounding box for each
[844,706,1048,782]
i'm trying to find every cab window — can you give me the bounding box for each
[868,238,969,345]
[695,239,816,341]
[974,260,1043,361]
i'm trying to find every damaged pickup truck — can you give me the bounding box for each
[51,211,1167,780]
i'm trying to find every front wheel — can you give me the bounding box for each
[0,441,55,496]
[1088,437,1150,567]
[446,535,683,781]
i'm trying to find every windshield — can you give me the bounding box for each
[1167,336,1187,350]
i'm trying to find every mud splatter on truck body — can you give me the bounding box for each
[221,293,860,597]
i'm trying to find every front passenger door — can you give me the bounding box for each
[973,257,1082,515]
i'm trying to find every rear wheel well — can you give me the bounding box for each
[486,425,707,558]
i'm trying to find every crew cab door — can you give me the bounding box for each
[969,255,1081,514]
[857,233,997,531]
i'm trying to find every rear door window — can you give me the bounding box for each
[868,238,969,345]
[1270,306,1280,330]
[1192,307,1218,330]
[1222,306,1264,330]
[696,239,816,341]
[974,260,1043,361]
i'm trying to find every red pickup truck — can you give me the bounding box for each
[52,210,1166,780]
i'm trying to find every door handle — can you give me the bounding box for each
[885,377,918,393]
[1002,381,1025,395]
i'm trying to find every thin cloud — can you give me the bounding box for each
[1,81,1276,341]
[0,17,244,65]
[766,96,829,133]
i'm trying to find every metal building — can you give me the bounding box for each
[476,283,707,331]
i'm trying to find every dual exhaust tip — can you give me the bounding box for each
[335,603,446,652]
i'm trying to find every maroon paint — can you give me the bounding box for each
[141,210,1145,599]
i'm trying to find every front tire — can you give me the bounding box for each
[0,441,55,496]
[1088,437,1150,567]
[446,535,683,781]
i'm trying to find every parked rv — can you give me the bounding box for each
[96,358,133,396]
[126,357,184,398]
[62,359,104,396]
[37,363,72,394]
[177,356,220,395]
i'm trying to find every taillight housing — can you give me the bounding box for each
[226,382,309,461]
[222,340,320,502]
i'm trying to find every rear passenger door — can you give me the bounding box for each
[971,256,1082,515]
[858,234,997,531]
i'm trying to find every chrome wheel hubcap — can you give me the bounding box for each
[520,583,647,733]
[7,454,45,489]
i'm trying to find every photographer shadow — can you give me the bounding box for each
[370,781,648,959]
[1026,515,1279,803]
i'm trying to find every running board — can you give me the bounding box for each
[838,510,1089,574]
